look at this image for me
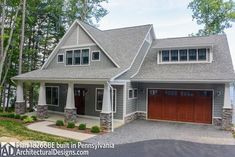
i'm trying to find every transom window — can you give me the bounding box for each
[96,88,116,112]
[159,48,209,63]
[46,86,59,106]
[66,48,89,65]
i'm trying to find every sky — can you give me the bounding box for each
[98,0,235,66]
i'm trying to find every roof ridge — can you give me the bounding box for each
[156,34,226,40]
[103,24,152,32]
[78,20,103,32]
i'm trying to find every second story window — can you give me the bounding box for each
[66,48,89,65]
[159,47,210,64]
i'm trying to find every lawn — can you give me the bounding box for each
[0,118,77,143]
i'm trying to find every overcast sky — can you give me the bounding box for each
[98,0,235,67]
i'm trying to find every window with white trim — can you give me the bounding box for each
[66,48,89,65]
[57,54,64,63]
[128,89,138,99]
[92,51,100,61]
[159,48,210,63]
[96,88,116,112]
[46,86,59,106]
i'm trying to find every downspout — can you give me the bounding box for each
[107,81,114,132]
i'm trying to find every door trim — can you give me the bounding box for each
[146,88,214,124]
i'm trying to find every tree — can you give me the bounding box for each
[66,0,109,26]
[188,0,235,36]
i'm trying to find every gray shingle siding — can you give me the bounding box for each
[47,45,115,69]
[47,83,123,120]
[137,83,225,118]
[117,40,151,80]
[126,82,138,114]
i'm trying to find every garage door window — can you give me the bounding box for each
[165,90,177,96]
[180,91,193,96]
[149,89,159,96]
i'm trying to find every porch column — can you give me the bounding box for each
[222,83,233,130]
[100,82,112,132]
[64,82,77,122]
[37,82,48,119]
[15,81,26,114]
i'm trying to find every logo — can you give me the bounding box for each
[0,142,15,156]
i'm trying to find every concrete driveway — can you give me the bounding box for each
[85,120,235,145]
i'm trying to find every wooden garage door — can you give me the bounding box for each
[148,89,212,124]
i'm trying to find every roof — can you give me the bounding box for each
[79,21,152,69]
[12,67,123,81]
[132,35,235,82]
[13,21,152,81]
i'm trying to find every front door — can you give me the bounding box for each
[74,88,85,115]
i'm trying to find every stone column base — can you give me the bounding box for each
[222,108,233,130]
[37,105,48,119]
[64,108,77,123]
[100,112,112,132]
[213,118,222,127]
[15,102,26,114]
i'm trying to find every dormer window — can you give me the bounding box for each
[159,48,211,64]
[66,48,89,65]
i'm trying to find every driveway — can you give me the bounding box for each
[85,120,235,145]
[88,140,235,157]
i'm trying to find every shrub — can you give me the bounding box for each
[0,113,15,118]
[78,124,86,130]
[23,117,34,123]
[31,116,37,121]
[91,126,100,133]
[20,115,28,120]
[67,122,75,128]
[56,120,64,126]
[14,114,21,119]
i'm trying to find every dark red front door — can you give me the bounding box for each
[74,88,85,115]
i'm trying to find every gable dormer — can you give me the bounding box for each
[43,21,118,70]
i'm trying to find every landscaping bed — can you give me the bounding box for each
[49,120,105,135]
[0,116,77,143]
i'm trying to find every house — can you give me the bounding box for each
[13,20,234,132]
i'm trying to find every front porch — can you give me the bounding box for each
[15,81,123,132]
[26,111,124,129]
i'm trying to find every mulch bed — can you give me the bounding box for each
[49,124,105,135]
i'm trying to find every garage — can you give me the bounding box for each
[148,89,212,124]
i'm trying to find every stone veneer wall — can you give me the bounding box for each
[213,118,222,127]
[64,108,77,123]
[100,113,112,132]
[37,105,48,119]
[15,102,26,114]
[124,112,147,123]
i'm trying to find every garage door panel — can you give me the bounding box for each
[148,89,212,124]
[163,90,178,121]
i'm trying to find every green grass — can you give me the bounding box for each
[0,119,77,143]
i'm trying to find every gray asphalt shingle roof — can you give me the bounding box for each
[13,22,151,81]
[132,35,235,82]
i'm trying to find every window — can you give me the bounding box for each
[66,51,73,65]
[92,51,100,61]
[171,50,178,61]
[134,89,138,98]
[66,49,89,65]
[189,49,197,61]
[82,49,89,64]
[74,50,81,65]
[162,50,169,62]
[198,48,207,60]
[159,47,210,63]
[179,49,187,61]
[95,88,116,112]
[128,89,138,99]
[57,54,64,63]
[128,89,133,99]
[46,87,59,106]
